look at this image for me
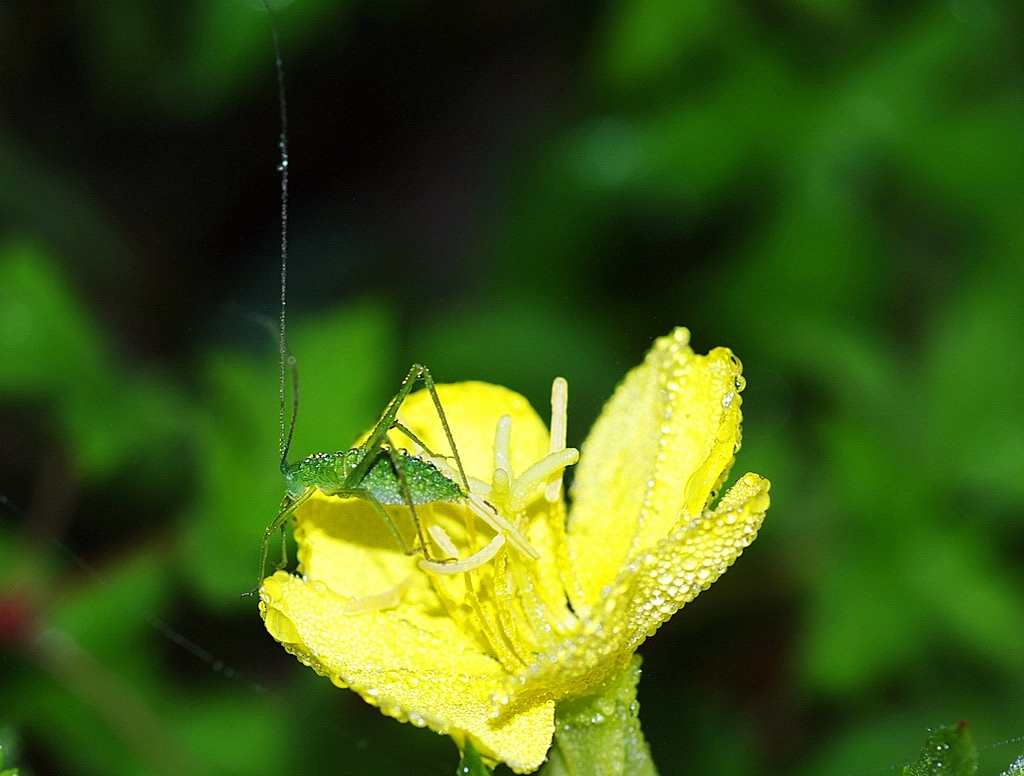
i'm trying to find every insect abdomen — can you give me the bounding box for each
[363,453,464,505]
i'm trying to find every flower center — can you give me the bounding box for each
[418,378,582,676]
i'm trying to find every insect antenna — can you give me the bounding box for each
[262,0,298,475]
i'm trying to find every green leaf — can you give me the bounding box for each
[0,241,104,392]
[0,241,190,482]
[901,722,977,776]
[540,655,657,776]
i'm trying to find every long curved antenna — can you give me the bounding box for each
[262,0,297,472]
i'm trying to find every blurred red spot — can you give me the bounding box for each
[0,592,37,645]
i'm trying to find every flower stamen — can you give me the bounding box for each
[427,523,459,559]
[420,532,506,574]
[467,493,538,559]
[494,414,513,475]
[545,377,569,502]
[510,448,579,514]
[417,452,538,560]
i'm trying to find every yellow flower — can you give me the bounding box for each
[259,328,770,772]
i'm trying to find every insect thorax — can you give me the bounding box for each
[284,449,465,506]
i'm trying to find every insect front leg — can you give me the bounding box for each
[251,488,312,595]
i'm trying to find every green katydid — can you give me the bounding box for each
[259,361,486,585]
[257,358,538,590]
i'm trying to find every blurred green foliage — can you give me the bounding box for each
[0,744,19,776]
[1,0,1022,774]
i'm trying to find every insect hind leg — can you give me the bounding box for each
[348,481,434,562]
[346,365,428,488]
[412,364,470,492]
[380,443,438,562]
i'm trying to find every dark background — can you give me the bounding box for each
[1,0,1023,773]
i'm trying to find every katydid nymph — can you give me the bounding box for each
[253,5,535,594]
[257,362,489,587]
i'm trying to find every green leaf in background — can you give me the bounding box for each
[0,747,18,776]
[902,722,977,776]
[0,241,104,393]
[80,0,348,116]
[0,241,190,483]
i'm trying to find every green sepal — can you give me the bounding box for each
[540,654,657,776]
[901,722,977,776]
[456,739,493,776]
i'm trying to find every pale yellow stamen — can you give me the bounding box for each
[465,475,492,500]
[494,414,512,475]
[490,415,515,518]
[416,454,538,560]
[428,523,460,559]
[545,377,569,502]
[342,577,412,615]
[511,448,579,514]
[491,465,512,506]
[420,532,506,574]
[467,493,539,559]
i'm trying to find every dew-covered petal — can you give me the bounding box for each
[608,472,769,651]
[503,473,769,707]
[260,570,555,773]
[566,328,746,609]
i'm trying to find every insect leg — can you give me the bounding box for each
[347,485,421,558]
[347,365,425,487]
[253,487,313,594]
[413,365,470,492]
[380,444,437,562]
[390,420,456,468]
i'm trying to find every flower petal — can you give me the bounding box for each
[261,570,554,772]
[506,473,769,704]
[566,328,746,609]
[609,472,770,651]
